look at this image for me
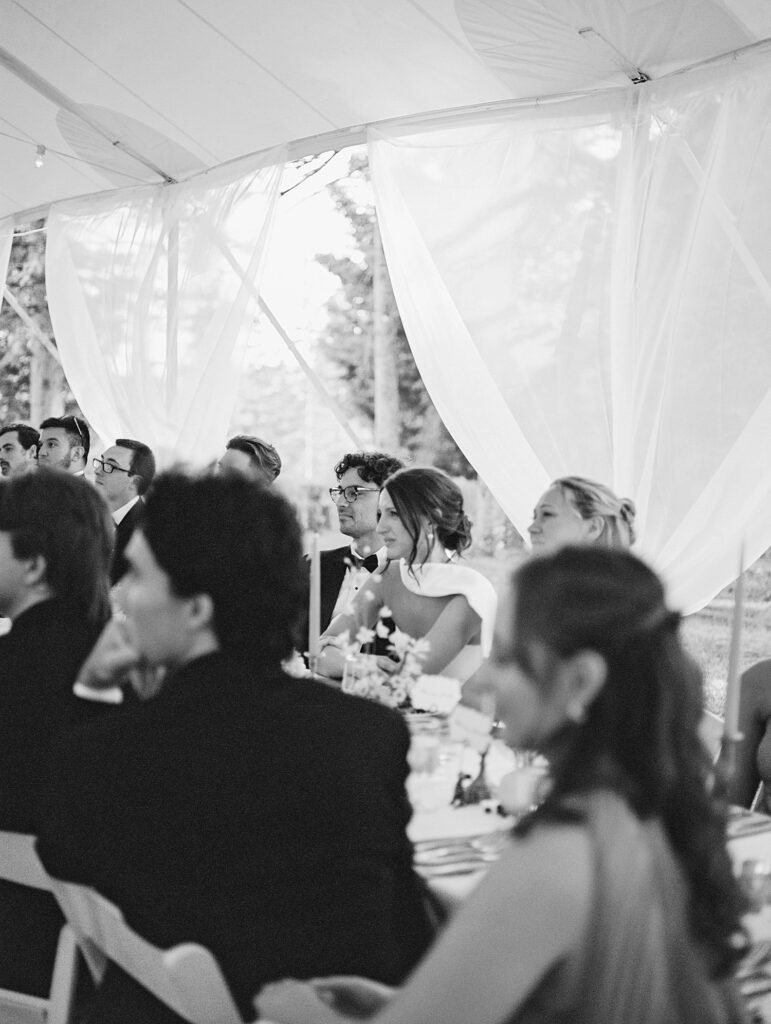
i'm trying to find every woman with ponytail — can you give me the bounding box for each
[318,466,496,684]
[261,547,749,1024]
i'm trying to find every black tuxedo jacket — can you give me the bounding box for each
[111,499,144,585]
[38,652,433,1023]
[0,599,111,996]
[296,544,350,651]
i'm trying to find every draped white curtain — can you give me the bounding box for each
[0,217,13,299]
[46,148,286,467]
[369,49,771,613]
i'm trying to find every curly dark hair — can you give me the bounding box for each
[140,471,303,665]
[334,451,403,487]
[508,546,747,976]
[0,468,112,626]
[381,466,472,570]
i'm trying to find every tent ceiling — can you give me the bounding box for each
[2,0,770,221]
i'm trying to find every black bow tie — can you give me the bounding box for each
[350,552,379,573]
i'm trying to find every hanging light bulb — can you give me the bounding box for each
[34,145,46,169]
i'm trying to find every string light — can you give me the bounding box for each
[34,144,46,169]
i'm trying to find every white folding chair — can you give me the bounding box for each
[49,879,251,1024]
[0,831,78,1024]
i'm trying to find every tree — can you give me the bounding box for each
[0,225,74,425]
[316,154,475,477]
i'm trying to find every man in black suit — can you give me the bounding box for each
[0,469,114,996]
[317,451,403,632]
[93,438,156,585]
[37,471,433,1024]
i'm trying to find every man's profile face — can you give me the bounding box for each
[333,467,380,542]
[0,431,34,477]
[122,531,197,669]
[0,530,31,619]
[37,428,75,470]
[94,445,136,512]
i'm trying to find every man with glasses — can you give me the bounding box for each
[37,415,90,475]
[318,451,403,633]
[0,423,39,476]
[93,439,157,585]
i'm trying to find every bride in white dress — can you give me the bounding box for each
[317,467,496,690]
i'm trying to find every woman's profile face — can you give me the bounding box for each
[377,488,418,561]
[528,485,595,555]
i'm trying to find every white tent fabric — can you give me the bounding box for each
[369,46,771,613]
[45,149,286,466]
[3,1,771,222]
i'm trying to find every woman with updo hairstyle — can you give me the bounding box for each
[528,475,636,554]
[259,547,749,1024]
[318,466,496,686]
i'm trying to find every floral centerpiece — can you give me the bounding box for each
[337,606,458,713]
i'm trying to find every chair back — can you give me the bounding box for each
[0,832,78,1024]
[0,832,51,890]
[49,879,246,1024]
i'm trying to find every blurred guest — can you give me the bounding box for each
[727,658,771,811]
[93,438,156,585]
[0,422,39,476]
[258,548,748,1024]
[37,472,433,1024]
[217,434,281,484]
[528,476,636,554]
[0,469,113,996]
[37,414,90,475]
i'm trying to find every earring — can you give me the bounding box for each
[566,702,586,724]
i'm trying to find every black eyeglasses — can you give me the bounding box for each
[329,486,379,503]
[93,457,131,475]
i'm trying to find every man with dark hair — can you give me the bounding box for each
[0,469,114,997]
[0,422,39,476]
[37,415,90,475]
[316,451,403,633]
[217,434,282,484]
[93,438,156,585]
[37,471,433,1024]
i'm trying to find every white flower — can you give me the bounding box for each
[379,605,393,618]
[375,619,391,639]
[355,625,376,647]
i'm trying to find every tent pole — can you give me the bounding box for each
[165,223,179,408]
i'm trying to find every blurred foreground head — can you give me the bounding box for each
[0,468,112,624]
[123,471,303,669]
[484,546,701,804]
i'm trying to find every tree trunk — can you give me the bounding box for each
[372,219,400,453]
[29,343,65,424]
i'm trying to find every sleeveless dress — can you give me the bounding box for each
[510,791,748,1024]
[397,561,497,710]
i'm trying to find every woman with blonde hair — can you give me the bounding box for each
[528,475,636,554]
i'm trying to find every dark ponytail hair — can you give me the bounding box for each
[509,546,747,976]
[381,466,472,570]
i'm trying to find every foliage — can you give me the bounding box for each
[317,154,475,477]
[0,226,76,424]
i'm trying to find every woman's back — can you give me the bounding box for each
[513,790,746,1024]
